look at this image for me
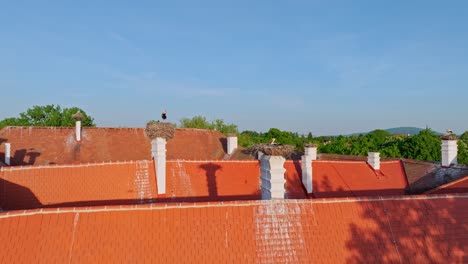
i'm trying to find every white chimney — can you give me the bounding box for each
[152,138,166,194]
[4,143,11,165]
[304,145,317,160]
[441,139,458,167]
[75,121,81,142]
[367,152,380,170]
[257,151,264,160]
[301,155,312,194]
[260,155,286,199]
[301,146,316,194]
[227,135,238,155]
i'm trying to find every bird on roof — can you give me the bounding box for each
[161,109,167,120]
[446,129,453,134]
[269,138,276,145]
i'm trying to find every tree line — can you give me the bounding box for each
[177,115,468,164]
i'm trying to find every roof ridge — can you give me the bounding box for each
[0,159,153,172]
[2,193,467,218]
[166,160,259,163]
[1,126,145,130]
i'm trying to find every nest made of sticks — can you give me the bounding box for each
[71,111,84,121]
[249,143,295,158]
[145,121,175,140]
[440,134,458,140]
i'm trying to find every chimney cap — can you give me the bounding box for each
[227,133,237,137]
[304,143,318,148]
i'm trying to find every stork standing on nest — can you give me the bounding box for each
[446,129,453,134]
[161,109,167,121]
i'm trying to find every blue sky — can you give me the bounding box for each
[1,1,467,135]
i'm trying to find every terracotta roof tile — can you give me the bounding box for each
[0,195,466,263]
[0,160,158,210]
[0,126,227,165]
[2,159,409,211]
[312,160,409,198]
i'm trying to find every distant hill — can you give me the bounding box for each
[385,127,426,135]
[346,127,442,136]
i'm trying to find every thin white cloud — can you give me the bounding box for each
[108,31,144,55]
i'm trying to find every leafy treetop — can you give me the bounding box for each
[0,105,95,129]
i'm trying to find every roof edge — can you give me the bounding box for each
[425,175,468,194]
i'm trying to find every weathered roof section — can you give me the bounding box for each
[0,126,227,165]
[426,175,468,194]
[402,159,468,193]
[0,195,466,263]
[0,160,158,210]
[166,128,226,160]
[228,147,255,160]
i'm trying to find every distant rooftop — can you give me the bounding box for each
[0,126,227,165]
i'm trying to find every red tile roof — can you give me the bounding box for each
[0,195,466,263]
[164,161,262,202]
[311,160,409,198]
[1,160,409,211]
[426,175,468,194]
[0,161,158,210]
[0,126,227,165]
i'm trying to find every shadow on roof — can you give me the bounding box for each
[0,178,42,210]
[346,195,467,263]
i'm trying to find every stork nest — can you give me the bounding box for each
[71,111,84,120]
[248,143,295,158]
[145,121,175,140]
[440,134,458,140]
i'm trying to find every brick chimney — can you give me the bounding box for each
[151,138,167,195]
[260,155,286,199]
[441,137,458,167]
[227,134,238,155]
[367,152,380,170]
[301,145,317,194]
[4,143,10,165]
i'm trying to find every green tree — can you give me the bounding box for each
[400,129,441,161]
[0,105,95,129]
[458,131,468,165]
[179,116,213,130]
[178,116,238,136]
[211,119,239,135]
